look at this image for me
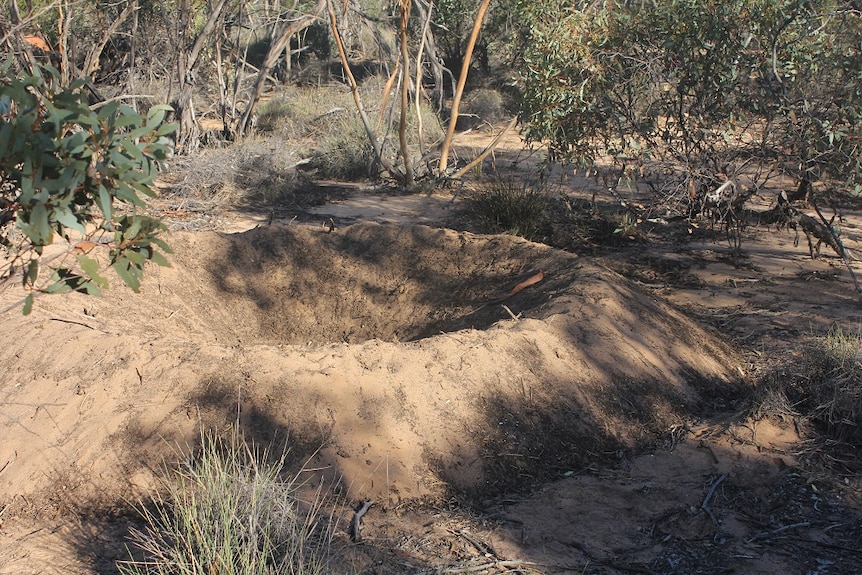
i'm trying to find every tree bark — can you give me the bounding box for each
[398,0,413,186]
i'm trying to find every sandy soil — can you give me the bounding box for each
[1,133,861,574]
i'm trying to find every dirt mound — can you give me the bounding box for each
[0,222,745,511]
[0,223,744,538]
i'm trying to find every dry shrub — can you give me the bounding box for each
[171,138,302,205]
[758,327,862,447]
[256,82,444,180]
[459,88,507,129]
[459,181,636,250]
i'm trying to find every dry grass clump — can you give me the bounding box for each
[459,88,508,129]
[460,180,551,242]
[118,430,339,575]
[459,180,635,250]
[256,82,444,181]
[169,138,302,206]
[757,326,862,447]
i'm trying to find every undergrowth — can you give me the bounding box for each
[117,429,339,575]
[757,326,862,448]
[460,179,637,250]
[460,180,550,241]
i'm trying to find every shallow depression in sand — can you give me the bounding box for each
[160,222,581,345]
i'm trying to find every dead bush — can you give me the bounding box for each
[757,327,862,447]
[169,138,302,205]
[458,88,507,129]
[255,82,443,181]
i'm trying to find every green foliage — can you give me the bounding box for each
[517,0,862,204]
[0,59,175,312]
[118,429,337,575]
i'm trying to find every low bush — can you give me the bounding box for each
[255,82,444,181]
[460,180,550,241]
[118,430,338,575]
[758,327,862,447]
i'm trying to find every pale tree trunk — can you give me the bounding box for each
[437,0,492,175]
[397,0,414,186]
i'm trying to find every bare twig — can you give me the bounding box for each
[811,199,861,293]
[414,559,540,575]
[327,0,404,183]
[501,305,521,321]
[747,521,811,542]
[350,499,373,543]
[450,528,497,557]
[451,115,519,179]
[701,472,728,525]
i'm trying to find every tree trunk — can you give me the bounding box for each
[437,0,492,175]
[398,0,414,187]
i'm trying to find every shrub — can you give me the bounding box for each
[460,88,507,129]
[255,83,444,181]
[0,59,175,313]
[516,0,862,207]
[118,430,338,575]
[461,180,550,241]
[759,326,862,447]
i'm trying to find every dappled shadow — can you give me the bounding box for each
[0,222,768,574]
[485,432,862,575]
[201,222,582,344]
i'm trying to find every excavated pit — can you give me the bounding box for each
[0,220,748,516]
[155,222,583,345]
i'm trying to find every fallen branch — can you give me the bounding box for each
[747,521,811,542]
[350,499,373,543]
[810,199,861,293]
[414,559,540,575]
[701,472,728,525]
[451,115,519,180]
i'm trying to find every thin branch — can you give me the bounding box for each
[437,0,492,175]
[413,0,434,157]
[327,0,404,182]
[451,115,518,179]
[82,0,137,79]
[397,0,414,186]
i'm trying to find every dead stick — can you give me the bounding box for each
[451,115,519,180]
[414,560,540,575]
[350,499,373,542]
[701,472,728,525]
[747,521,811,542]
[811,199,861,293]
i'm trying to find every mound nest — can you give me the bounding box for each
[0,223,745,507]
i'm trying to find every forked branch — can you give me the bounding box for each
[327,0,405,183]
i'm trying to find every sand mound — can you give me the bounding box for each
[0,223,744,513]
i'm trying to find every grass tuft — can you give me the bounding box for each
[758,326,862,447]
[118,429,338,575]
[460,180,550,242]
